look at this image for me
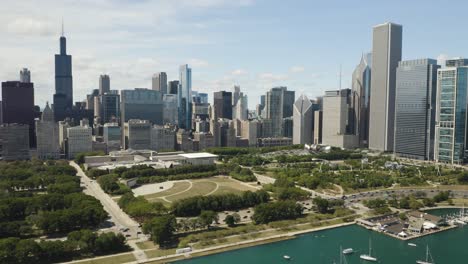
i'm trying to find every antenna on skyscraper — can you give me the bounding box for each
[61,18,64,36]
[339,64,342,90]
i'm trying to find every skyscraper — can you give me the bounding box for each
[99,74,110,95]
[368,22,402,152]
[152,72,168,94]
[352,53,372,147]
[163,94,178,125]
[100,91,120,124]
[0,124,30,160]
[120,89,163,125]
[293,94,314,145]
[53,28,73,122]
[265,87,295,137]
[20,68,31,83]
[394,59,439,160]
[214,91,233,119]
[434,59,468,164]
[168,80,179,94]
[178,64,192,130]
[36,103,60,159]
[1,81,35,147]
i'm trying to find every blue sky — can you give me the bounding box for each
[0,0,466,108]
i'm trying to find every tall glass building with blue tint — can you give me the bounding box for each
[178,64,192,130]
[435,59,468,164]
[394,59,439,160]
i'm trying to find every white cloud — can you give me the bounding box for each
[6,17,54,36]
[188,58,210,68]
[289,66,305,73]
[258,72,288,82]
[231,69,247,76]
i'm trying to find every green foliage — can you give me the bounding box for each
[252,200,303,224]
[97,174,130,195]
[143,215,177,247]
[118,193,167,222]
[433,191,451,203]
[224,213,241,227]
[312,197,330,214]
[198,210,219,228]
[0,230,128,264]
[227,166,257,182]
[172,190,270,217]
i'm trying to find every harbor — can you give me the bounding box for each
[176,208,468,264]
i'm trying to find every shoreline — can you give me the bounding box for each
[131,222,355,264]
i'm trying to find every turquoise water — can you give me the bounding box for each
[177,209,468,263]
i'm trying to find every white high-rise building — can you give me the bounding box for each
[36,103,60,159]
[234,94,248,121]
[67,125,92,159]
[293,94,314,145]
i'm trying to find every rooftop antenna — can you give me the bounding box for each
[61,18,64,36]
[339,64,342,90]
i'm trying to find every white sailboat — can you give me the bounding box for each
[360,239,377,262]
[333,247,348,264]
[416,245,434,264]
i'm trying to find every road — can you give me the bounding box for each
[69,161,147,261]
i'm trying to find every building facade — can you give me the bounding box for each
[0,124,30,160]
[99,74,110,95]
[152,72,167,94]
[163,94,178,125]
[123,119,151,150]
[368,22,402,152]
[265,87,295,137]
[293,94,314,145]
[53,31,73,121]
[352,53,372,147]
[120,89,163,125]
[67,125,92,159]
[214,91,233,120]
[394,59,439,160]
[36,103,60,159]
[434,60,468,164]
[151,125,176,151]
[103,123,121,152]
[178,65,192,130]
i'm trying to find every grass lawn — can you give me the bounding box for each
[136,241,157,250]
[72,253,135,264]
[145,248,177,258]
[144,177,258,204]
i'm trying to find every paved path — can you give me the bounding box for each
[69,161,147,261]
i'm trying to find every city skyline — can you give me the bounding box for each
[0,0,465,109]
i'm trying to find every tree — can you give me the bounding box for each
[224,213,241,227]
[313,197,330,214]
[143,215,177,247]
[252,200,303,224]
[198,210,219,228]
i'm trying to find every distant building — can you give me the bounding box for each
[258,137,292,147]
[435,59,468,164]
[394,59,439,160]
[151,125,176,151]
[241,119,260,147]
[54,30,73,122]
[193,132,215,151]
[282,117,293,138]
[322,89,358,148]
[20,68,31,83]
[214,91,233,119]
[36,103,60,159]
[152,72,167,94]
[0,124,30,160]
[163,94,178,125]
[176,129,193,151]
[123,119,151,150]
[99,74,110,95]
[352,53,372,147]
[233,93,248,121]
[100,91,120,124]
[293,94,314,145]
[178,65,192,130]
[1,80,35,147]
[195,118,210,133]
[67,125,92,159]
[369,22,402,152]
[265,87,295,137]
[103,123,121,152]
[168,80,179,94]
[120,89,163,125]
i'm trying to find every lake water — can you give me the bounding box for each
[177,209,468,263]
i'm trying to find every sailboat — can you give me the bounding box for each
[360,239,377,262]
[333,247,348,264]
[416,245,434,264]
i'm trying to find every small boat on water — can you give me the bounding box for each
[416,245,435,264]
[342,248,354,255]
[283,255,291,260]
[360,239,378,262]
[408,243,417,247]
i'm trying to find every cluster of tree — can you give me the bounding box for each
[118,193,167,222]
[0,230,129,264]
[0,161,107,238]
[143,215,177,247]
[137,171,220,184]
[363,198,392,215]
[115,164,218,180]
[206,145,303,157]
[74,151,105,165]
[314,149,362,161]
[229,155,269,166]
[312,197,345,214]
[172,190,270,217]
[176,210,222,232]
[252,200,303,224]
[97,174,131,195]
[226,165,257,182]
[263,176,310,201]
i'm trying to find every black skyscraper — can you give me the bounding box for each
[53,29,73,121]
[213,91,233,119]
